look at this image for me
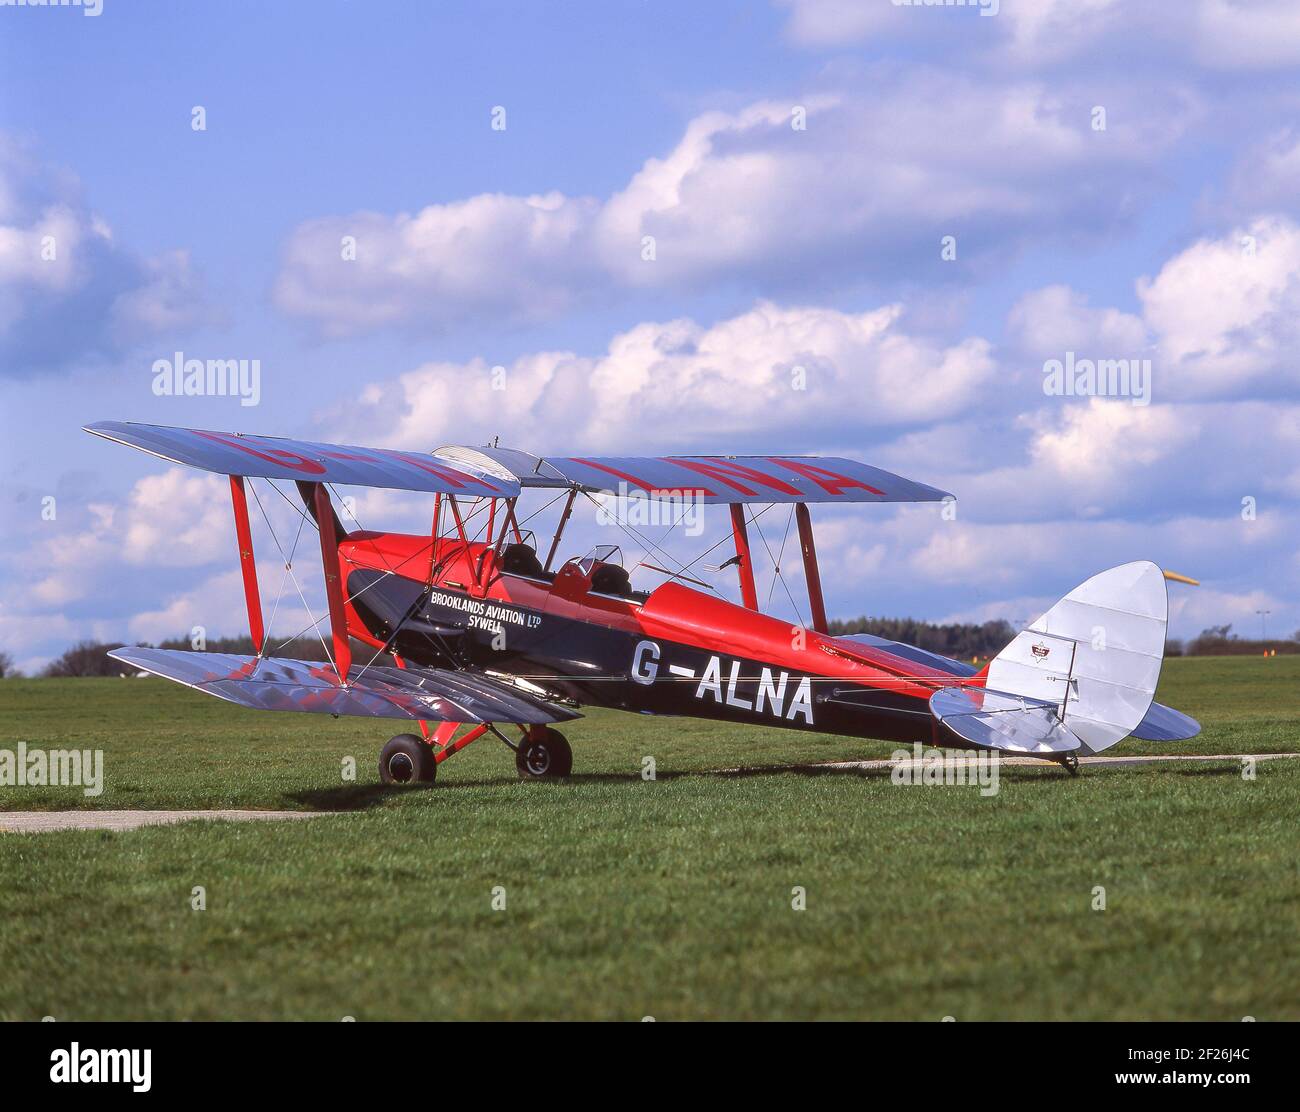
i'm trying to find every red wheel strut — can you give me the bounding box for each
[431,722,490,764]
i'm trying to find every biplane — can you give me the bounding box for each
[85,420,1199,782]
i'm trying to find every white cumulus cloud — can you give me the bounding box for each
[274,73,1188,336]
[326,299,997,452]
[0,136,216,372]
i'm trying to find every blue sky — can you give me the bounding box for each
[3,0,1299,671]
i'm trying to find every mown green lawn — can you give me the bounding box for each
[0,656,1297,1020]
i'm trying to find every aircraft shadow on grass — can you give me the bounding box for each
[279,758,1247,812]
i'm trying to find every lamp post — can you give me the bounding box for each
[1256,609,1271,642]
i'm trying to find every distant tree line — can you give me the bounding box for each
[826,618,1300,662]
[14,634,379,678]
[1167,624,1300,657]
[154,633,377,660]
[826,616,1016,661]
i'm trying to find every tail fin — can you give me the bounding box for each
[984,561,1167,755]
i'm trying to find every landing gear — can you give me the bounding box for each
[1060,752,1080,777]
[516,726,572,779]
[378,724,570,783]
[379,733,437,784]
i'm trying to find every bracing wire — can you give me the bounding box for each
[248,478,337,671]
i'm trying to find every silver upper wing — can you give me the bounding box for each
[86,421,517,497]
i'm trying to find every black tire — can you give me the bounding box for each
[379,733,437,785]
[516,727,572,779]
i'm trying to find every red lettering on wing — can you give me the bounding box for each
[569,458,714,497]
[765,458,884,497]
[386,452,500,492]
[194,430,327,475]
[667,458,802,497]
[320,450,380,463]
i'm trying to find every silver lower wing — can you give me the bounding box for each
[110,647,580,724]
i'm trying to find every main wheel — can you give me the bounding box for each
[516,727,572,779]
[379,733,437,784]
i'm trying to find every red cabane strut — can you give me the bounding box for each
[729,503,759,611]
[795,503,828,634]
[729,500,828,634]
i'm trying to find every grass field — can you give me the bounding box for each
[1,655,1298,1020]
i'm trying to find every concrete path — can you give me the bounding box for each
[0,809,336,834]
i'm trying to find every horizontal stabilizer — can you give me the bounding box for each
[930,686,1081,754]
[1129,700,1201,741]
[109,647,579,724]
